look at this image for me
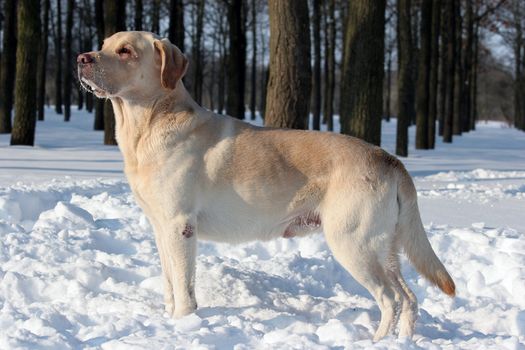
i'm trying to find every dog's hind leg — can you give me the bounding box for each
[386,252,418,337]
[323,219,400,341]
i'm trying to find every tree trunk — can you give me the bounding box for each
[443,0,456,143]
[192,0,205,104]
[103,0,126,145]
[168,0,184,52]
[384,35,393,123]
[0,0,18,133]
[265,0,311,129]
[312,0,321,130]
[415,0,432,149]
[462,0,473,132]
[151,0,160,34]
[93,0,105,130]
[226,0,246,119]
[438,2,447,137]
[249,0,257,120]
[341,0,385,145]
[63,0,73,121]
[134,0,142,30]
[11,0,40,145]
[428,0,441,148]
[54,0,62,114]
[396,0,414,156]
[259,27,268,119]
[452,0,462,136]
[37,0,50,122]
[322,0,335,131]
[513,1,523,130]
[82,0,94,113]
[470,20,479,131]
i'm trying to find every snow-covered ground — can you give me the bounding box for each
[0,108,524,349]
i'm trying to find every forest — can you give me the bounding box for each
[0,0,524,156]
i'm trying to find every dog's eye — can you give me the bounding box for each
[117,47,131,56]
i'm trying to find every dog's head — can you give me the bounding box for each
[77,31,188,100]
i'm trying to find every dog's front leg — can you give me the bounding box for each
[159,214,198,318]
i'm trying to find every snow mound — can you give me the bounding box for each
[1,178,524,349]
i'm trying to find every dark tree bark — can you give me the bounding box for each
[259,27,268,119]
[0,0,17,133]
[151,0,160,34]
[249,0,257,120]
[396,0,414,156]
[11,0,40,145]
[322,0,335,131]
[513,1,523,130]
[218,15,226,114]
[54,0,62,114]
[471,20,479,130]
[226,0,246,119]
[438,2,447,137]
[443,0,456,143]
[134,0,143,30]
[79,0,94,113]
[340,0,385,145]
[385,45,392,122]
[191,0,205,104]
[77,8,84,111]
[452,0,462,136]
[63,0,73,121]
[415,0,432,149]
[311,0,321,130]
[37,0,50,121]
[169,0,184,52]
[103,0,126,145]
[265,0,311,129]
[428,0,441,148]
[93,0,105,130]
[462,0,473,133]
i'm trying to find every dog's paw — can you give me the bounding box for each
[164,302,175,316]
[173,303,197,319]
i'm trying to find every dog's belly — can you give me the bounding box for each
[196,206,321,243]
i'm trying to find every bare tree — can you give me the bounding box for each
[428,0,441,148]
[443,0,456,143]
[265,0,311,129]
[249,0,257,120]
[226,0,246,119]
[37,0,50,121]
[191,0,205,104]
[322,0,335,131]
[135,0,143,30]
[415,0,432,149]
[341,0,386,145]
[169,0,184,52]
[54,0,63,115]
[93,0,104,131]
[397,0,414,156]
[103,0,126,145]
[63,0,74,121]
[0,0,17,133]
[11,0,40,145]
[311,0,321,130]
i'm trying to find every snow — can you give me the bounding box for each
[0,107,524,349]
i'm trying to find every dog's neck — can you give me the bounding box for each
[109,83,205,171]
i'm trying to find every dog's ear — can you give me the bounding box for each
[153,38,188,90]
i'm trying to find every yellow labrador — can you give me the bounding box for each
[77,31,455,341]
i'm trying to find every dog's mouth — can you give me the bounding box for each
[79,76,108,97]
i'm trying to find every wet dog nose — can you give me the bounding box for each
[77,53,94,64]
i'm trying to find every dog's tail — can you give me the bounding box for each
[396,166,455,297]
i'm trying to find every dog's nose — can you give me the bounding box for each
[77,53,94,64]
